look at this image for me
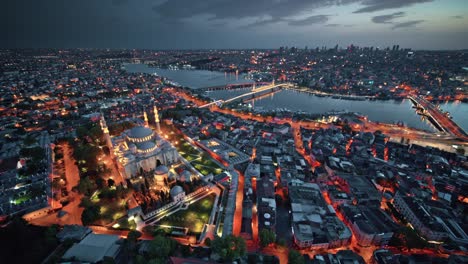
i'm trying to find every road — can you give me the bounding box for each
[200,83,291,108]
[171,88,467,152]
[29,143,84,226]
[232,170,244,236]
[167,87,468,263]
[410,95,468,140]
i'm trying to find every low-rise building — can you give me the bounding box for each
[289,183,351,249]
[62,233,124,263]
[393,192,447,242]
[339,204,396,247]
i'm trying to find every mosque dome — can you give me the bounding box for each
[155,165,169,175]
[136,141,156,153]
[128,126,154,142]
[170,185,184,198]
[179,170,192,182]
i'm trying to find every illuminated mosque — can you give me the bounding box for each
[100,105,179,179]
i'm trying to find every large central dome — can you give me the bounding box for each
[127,126,154,143]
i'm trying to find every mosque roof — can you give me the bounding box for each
[170,185,184,197]
[136,141,156,151]
[129,126,153,139]
[155,165,169,175]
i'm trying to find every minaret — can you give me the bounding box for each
[100,112,114,159]
[153,104,161,133]
[143,108,149,128]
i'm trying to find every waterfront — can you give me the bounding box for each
[124,63,253,89]
[125,64,468,133]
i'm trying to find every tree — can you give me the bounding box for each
[288,249,304,264]
[79,197,93,208]
[95,177,105,189]
[44,225,59,247]
[127,230,142,243]
[107,178,115,187]
[23,135,37,146]
[127,230,142,257]
[99,187,117,199]
[77,177,95,196]
[116,185,126,199]
[277,238,286,247]
[180,244,191,257]
[148,235,176,260]
[147,259,165,264]
[211,235,246,262]
[259,228,276,248]
[81,204,101,225]
[134,255,147,264]
[204,237,211,247]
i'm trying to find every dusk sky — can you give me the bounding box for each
[2,0,467,50]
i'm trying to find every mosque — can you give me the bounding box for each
[100,105,179,179]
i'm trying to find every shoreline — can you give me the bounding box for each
[127,63,467,104]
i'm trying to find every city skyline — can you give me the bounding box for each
[2,0,468,50]
[1,1,468,263]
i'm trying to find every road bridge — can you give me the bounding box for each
[199,82,293,108]
[199,82,272,92]
[409,95,468,140]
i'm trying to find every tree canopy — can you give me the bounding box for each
[288,249,304,264]
[259,228,276,248]
[212,235,246,262]
[147,235,176,260]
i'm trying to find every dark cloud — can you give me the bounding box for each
[392,20,424,29]
[287,15,330,26]
[111,0,128,5]
[372,12,405,24]
[354,0,433,13]
[0,0,464,49]
[241,18,284,28]
[451,15,463,19]
[241,15,329,28]
[152,0,354,22]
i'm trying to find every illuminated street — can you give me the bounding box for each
[2,10,468,262]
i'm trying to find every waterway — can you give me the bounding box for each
[125,64,468,133]
[125,63,253,89]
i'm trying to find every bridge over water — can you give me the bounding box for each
[199,82,293,108]
[409,95,468,140]
[198,81,271,92]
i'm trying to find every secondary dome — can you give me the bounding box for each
[155,165,169,175]
[129,126,153,139]
[179,170,192,182]
[170,185,184,198]
[136,141,156,152]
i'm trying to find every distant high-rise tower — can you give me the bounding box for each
[100,112,114,159]
[143,108,149,127]
[153,104,160,133]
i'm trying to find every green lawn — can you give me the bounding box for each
[114,217,137,230]
[158,194,215,234]
[96,199,127,225]
[13,194,32,205]
[166,128,224,176]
